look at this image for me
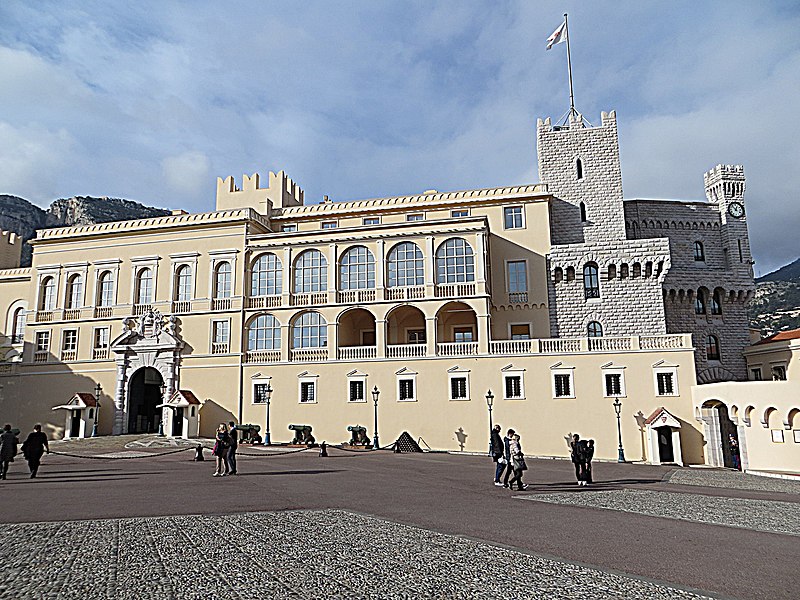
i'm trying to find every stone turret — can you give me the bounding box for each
[216,170,304,215]
[0,230,21,269]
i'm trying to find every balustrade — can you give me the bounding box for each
[60,350,77,362]
[132,304,152,316]
[337,289,376,304]
[244,350,280,364]
[539,338,581,353]
[171,300,191,314]
[436,341,479,357]
[211,298,232,311]
[211,342,229,355]
[434,283,476,298]
[63,308,81,321]
[34,351,48,363]
[246,295,281,309]
[640,335,687,349]
[35,311,54,322]
[386,343,427,358]
[588,337,632,352]
[385,286,425,301]
[94,306,113,319]
[290,293,327,307]
[92,348,109,360]
[290,348,328,362]
[338,345,377,360]
[489,340,534,355]
[508,292,528,304]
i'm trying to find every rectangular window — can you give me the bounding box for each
[504,206,524,229]
[212,321,230,344]
[657,372,675,395]
[253,382,271,404]
[504,375,523,399]
[605,373,622,396]
[349,380,365,402]
[510,324,531,340]
[399,379,415,401]
[321,221,337,229]
[771,430,784,443]
[451,209,469,218]
[282,224,297,232]
[453,327,474,343]
[772,366,787,381]
[363,217,380,225]
[35,331,50,352]
[750,368,762,381]
[450,377,468,400]
[507,260,528,302]
[554,373,572,398]
[62,330,78,352]
[406,214,424,222]
[300,381,316,403]
[94,327,109,349]
[407,329,426,344]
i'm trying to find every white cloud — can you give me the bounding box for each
[161,151,211,197]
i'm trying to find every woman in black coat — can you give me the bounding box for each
[21,424,49,479]
[212,423,230,477]
[0,424,19,480]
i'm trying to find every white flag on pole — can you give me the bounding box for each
[546,20,567,50]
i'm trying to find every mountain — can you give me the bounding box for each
[749,257,800,335]
[757,257,800,283]
[0,195,171,267]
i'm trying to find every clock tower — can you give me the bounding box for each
[704,164,753,278]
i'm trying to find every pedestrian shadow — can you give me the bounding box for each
[524,478,663,492]
[7,475,155,483]
[235,469,345,477]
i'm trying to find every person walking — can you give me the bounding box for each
[507,433,529,491]
[570,433,585,485]
[21,424,49,479]
[227,421,239,476]
[0,424,19,480]
[212,423,230,477]
[490,425,506,486]
[584,439,595,485]
[502,428,515,488]
[728,434,741,470]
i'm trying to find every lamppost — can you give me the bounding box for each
[92,383,102,437]
[613,398,626,463]
[485,389,494,454]
[158,382,166,436]
[262,382,272,445]
[372,386,380,450]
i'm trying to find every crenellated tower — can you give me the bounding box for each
[704,164,753,279]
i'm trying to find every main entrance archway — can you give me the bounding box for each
[700,400,741,469]
[128,367,163,434]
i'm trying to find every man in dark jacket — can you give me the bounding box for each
[21,424,49,479]
[0,424,19,480]
[502,428,515,488]
[490,425,505,486]
[226,421,238,475]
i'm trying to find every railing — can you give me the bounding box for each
[10,335,23,345]
[290,348,328,362]
[508,292,528,304]
[244,350,280,364]
[211,298,232,311]
[490,340,534,355]
[171,300,192,314]
[60,350,77,362]
[246,295,281,309]
[437,342,479,357]
[92,348,109,360]
[63,308,81,321]
[640,335,686,349]
[290,292,327,307]
[386,286,425,301]
[539,338,581,353]
[338,346,377,360]
[94,306,113,319]
[337,289,376,304]
[211,342,229,355]
[386,343,427,358]
[35,311,54,322]
[588,337,632,352]
[34,351,48,363]
[435,283,476,298]
[132,304,152,316]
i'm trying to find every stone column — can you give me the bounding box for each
[425,236,435,297]
[477,313,490,354]
[282,247,292,305]
[328,243,338,304]
[475,232,486,287]
[280,324,291,362]
[426,316,437,357]
[376,239,385,301]
[114,359,128,435]
[327,321,338,361]
[375,318,386,359]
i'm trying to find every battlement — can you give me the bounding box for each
[216,170,304,214]
[0,230,21,270]
[704,164,745,202]
[537,110,617,132]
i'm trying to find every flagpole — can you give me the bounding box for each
[564,13,576,119]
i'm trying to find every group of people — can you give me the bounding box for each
[490,426,529,491]
[1,423,50,479]
[569,433,595,486]
[211,421,239,477]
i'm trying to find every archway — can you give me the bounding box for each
[700,400,740,469]
[386,305,426,346]
[128,367,164,434]
[436,301,478,343]
[338,308,377,347]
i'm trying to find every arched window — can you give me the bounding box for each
[387,242,424,287]
[706,335,720,361]
[66,274,83,309]
[579,202,587,222]
[214,262,232,299]
[711,289,722,315]
[632,263,641,278]
[566,266,576,282]
[435,238,475,284]
[293,250,327,293]
[554,267,563,283]
[251,253,283,296]
[292,312,327,348]
[620,263,629,278]
[11,307,25,343]
[98,271,114,307]
[576,158,583,180]
[694,241,705,262]
[39,276,56,310]
[607,265,617,280]
[587,321,603,337]
[340,246,375,290]
[583,263,600,299]
[247,314,280,351]
[174,265,192,302]
[695,288,706,314]
[645,262,653,278]
[135,268,153,305]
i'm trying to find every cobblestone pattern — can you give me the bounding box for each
[523,489,800,537]
[0,509,713,600]
[669,469,800,495]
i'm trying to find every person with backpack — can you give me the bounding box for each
[507,433,529,491]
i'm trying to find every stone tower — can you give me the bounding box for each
[537,111,625,245]
[704,165,753,279]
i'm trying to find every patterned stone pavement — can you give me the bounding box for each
[0,510,714,600]
[521,489,800,536]
[668,469,800,495]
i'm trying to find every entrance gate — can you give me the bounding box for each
[128,367,164,434]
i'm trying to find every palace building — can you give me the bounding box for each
[0,110,766,466]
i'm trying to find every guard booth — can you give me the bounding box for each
[157,390,201,438]
[645,407,684,466]
[52,393,98,439]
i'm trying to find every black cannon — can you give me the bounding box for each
[237,424,262,444]
[346,425,372,448]
[288,424,316,446]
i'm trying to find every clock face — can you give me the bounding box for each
[728,202,744,218]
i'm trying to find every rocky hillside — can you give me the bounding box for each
[0,195,171,266]
[749,261,800,335]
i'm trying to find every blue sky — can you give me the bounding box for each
[1,1,799,273]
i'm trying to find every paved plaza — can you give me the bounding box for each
[0,442,796,599]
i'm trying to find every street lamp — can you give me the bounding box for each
[485,389,495,454]
[372,386,380,449]
[262,382,273,445]
[92,383,102,437]
[158,382,166,436]
[613,398,626,463]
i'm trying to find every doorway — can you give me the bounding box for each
[128,367,163,434]
[70,410,82,437]
[656,426,674,462]
[172,407,184,437]
[700,401,740,468]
